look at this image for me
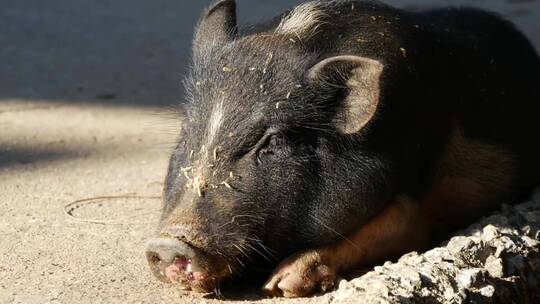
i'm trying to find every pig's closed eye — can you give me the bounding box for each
[256,134,286,165]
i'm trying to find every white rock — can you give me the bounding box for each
[456,268,484,288]
[484,256,505,278]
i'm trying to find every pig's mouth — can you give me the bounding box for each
[146,237,231,293]
[162,256,216,292]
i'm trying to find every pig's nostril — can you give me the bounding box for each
[147,252,162,267]
[146,250,170,282]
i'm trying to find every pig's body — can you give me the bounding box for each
[146,0,540,298]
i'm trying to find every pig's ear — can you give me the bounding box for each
[307,56,384,134]
[193,0,238,56]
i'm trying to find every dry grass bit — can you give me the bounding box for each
[193,175,206,197]
[197,186,203,197]
[400,47,407,57]
[221,181,232,189]
[180,166,193,180]
[262,52,274,74]
[213,147,219,161]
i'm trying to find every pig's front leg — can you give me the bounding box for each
[263,195,430,298]
[262,247,337,298]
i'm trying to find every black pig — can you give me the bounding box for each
[146,0,540,298]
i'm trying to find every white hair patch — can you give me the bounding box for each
[275,1,329,38]
[205,99,224,150]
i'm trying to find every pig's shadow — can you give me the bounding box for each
[210,265,375,301]
[216,270,271,301]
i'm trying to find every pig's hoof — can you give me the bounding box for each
[262,251,336,298]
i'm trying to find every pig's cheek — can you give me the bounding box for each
[262,250,337,298]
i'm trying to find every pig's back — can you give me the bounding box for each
[418,7,540,191]
[307,2,540,196]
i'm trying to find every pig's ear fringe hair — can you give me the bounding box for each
[315,67,352,90]
[308,55,355,90]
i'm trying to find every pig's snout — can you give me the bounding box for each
[146,237,210,291]
[146,238,194,282]
[146,236,224,292]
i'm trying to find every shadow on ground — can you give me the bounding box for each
[1,0,537,107]
[0,146,86,168]
[0,0,304,107]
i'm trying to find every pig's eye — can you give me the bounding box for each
[256,134,286,164]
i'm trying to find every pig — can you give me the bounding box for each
[146,0,540,298]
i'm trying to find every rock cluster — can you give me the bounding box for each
[330,191,540,304]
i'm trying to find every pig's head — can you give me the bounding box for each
[146,0,394,293]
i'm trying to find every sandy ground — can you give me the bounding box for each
[1,0,539,303]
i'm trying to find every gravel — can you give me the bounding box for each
[329,192,540,304]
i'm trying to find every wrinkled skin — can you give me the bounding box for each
[146,0,540,298]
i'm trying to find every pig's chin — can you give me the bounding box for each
[146,239,233,293]
[163,256,229,293]
[164,257,216,292]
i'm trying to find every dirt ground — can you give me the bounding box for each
[1,0,539,303]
